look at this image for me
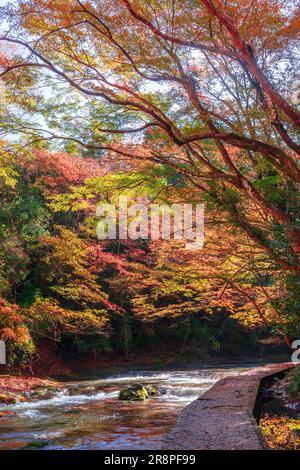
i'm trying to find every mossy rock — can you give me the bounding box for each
[145,385,159,396]
[118,383,149,401]
[30,387,58,401]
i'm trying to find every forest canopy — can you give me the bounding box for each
[0,0,299,368]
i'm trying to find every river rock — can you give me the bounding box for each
[0,410,15,417]
[29,387,58,401]
[118,383,149,401]
[22,439,49,449]
[68,385,96,396]
[145,385,159,396]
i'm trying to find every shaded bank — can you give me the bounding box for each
[0,333,290,378]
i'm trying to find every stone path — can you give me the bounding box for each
[162,363,294,450]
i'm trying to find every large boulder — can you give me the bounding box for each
[118,383,149,401]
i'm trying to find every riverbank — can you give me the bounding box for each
[0,376,61,408]
[0,376,60,393]
[0,336,290,378]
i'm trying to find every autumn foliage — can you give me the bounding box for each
[0,1,299,366]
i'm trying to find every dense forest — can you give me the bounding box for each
[1,147,284,370]
[0,0,299,372]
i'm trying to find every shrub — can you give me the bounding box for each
[260,415,300,450]
[0,298,35,367]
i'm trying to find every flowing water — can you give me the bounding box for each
[0,365,256,450]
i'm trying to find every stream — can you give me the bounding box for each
[0,365,257,450]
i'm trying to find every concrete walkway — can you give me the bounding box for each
[162,363,294,450]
